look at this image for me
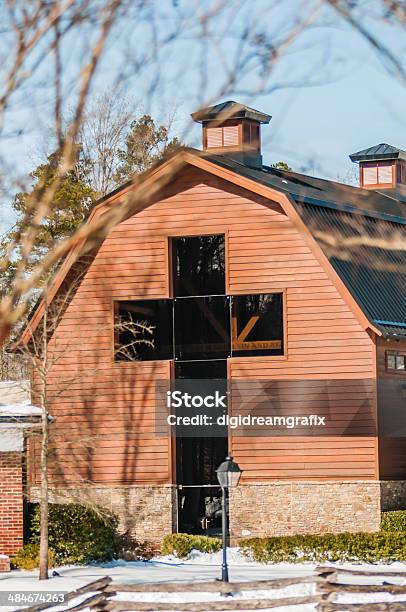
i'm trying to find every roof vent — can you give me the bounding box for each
[192,101,271,169]
[350,143,406,190]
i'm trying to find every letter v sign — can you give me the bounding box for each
[232,315,260,343]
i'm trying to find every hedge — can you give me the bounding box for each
[20,507,406,567]
[29,503,119,564]
[12,544,55,571]
[240,532,406,564]
[162,534,222,558]
[381,510,406,532]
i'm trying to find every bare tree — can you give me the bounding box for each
[0,0,405,580]
[78,92,182,196]
[78,92,136,196]
[0,0,125,338]
[12,265,159,579]
[0,346,28,381]
[326,0,406,84]
[13,262,93,579]
[114,312,155,362]
[0,0,335,342]
[0,2,405,340]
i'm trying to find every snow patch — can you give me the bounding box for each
[156,547,255,565]
[2,555,406,611]
[0,404,41,417]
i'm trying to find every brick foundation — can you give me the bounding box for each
[229,481,381,540]
[380,481,406,511]
[29,485,176,546]
[0,452,23,556]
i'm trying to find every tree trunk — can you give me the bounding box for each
[39,304,49,581]
[39,404,49,580]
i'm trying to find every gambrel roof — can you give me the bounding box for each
[297,204,406,338]
[202,152,406,337]
[21,148,406,343]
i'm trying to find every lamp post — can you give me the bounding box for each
[216,456,242,582]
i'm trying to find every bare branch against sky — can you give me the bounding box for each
[0,2,404,576]
[0,0,404,341]
[326,0,406,83]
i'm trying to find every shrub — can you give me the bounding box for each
[29,504,119,565]
[162,533,222,558]
[239,532,406,564]
[12,544,55,571]
[381,510,406,532]
[116,531,158,561]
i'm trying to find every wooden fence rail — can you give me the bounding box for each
[21,565,406,612]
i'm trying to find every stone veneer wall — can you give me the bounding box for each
[29,485,176,545]
[229,481,381,540]
[30,480,406,545]
[380,481,406,512]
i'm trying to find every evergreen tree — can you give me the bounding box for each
[1,148,96,291]
[271,161,293,171]
[1,111,182,294]
[114,114,181,184]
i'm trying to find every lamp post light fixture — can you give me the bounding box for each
[216,456,242,583]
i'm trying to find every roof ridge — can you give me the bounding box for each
[293,194,406,225]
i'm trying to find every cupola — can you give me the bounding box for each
[350,143,406,190]
[191,101,271,169]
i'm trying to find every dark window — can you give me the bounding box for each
[243,122,259,149]
[115,300,173,361]
[174,296,230,361]
[175,360,227,379]
[387,354,396,370]
[251,124,260,148]
[387,352,406,372]
[397,163,402,184]
[172,235,225,297]
[115,235,285,362]
[231,293,283,357]
[397,162,406,185]
[396,355,406,371]
[243,123,250,145]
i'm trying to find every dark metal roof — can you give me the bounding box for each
[350,143,406,163]
[372,321,406,338]
[293,203,406,336]
[191,101,271,124]
[201,151,406,336]
[202,151,406,224]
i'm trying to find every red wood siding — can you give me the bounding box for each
[377,337,406,479]
[29,167,377,486]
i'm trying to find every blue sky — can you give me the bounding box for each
[0,0,405,231]
[177,3,406,180]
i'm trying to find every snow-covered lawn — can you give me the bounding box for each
[1,549,406,611]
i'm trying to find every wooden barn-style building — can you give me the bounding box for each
[21,102,406,544]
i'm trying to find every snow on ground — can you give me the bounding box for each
[1,549,406,611]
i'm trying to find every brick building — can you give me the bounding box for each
[0,382,41,566]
